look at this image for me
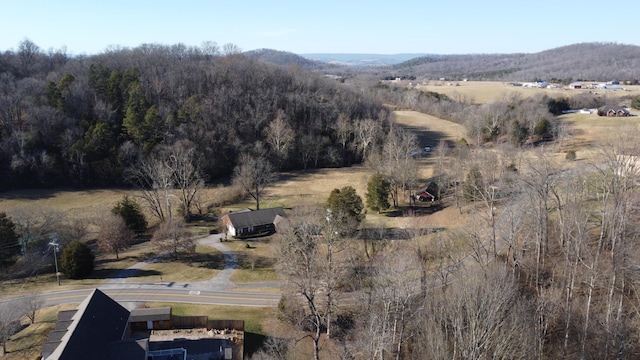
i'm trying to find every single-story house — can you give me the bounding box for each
[222,207,286,238]
[568,83,582,89]
[598,105,630,117]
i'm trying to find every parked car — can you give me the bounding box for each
[424,146,431,153]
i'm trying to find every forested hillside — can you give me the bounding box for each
[0,40,388,189]
[383,42,640,82]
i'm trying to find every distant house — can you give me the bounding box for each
[569,83,582,89]
[221,207,286,238]
[415,181,440,202]
[598,105,630,117]
[415,191,435,202]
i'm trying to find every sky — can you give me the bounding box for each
[1,0,639,56]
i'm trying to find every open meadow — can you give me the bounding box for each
[416,80,640,105]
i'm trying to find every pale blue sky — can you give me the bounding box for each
[1,0,639,55]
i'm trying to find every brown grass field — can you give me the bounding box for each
[416,80,640,105]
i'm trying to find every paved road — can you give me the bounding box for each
[0,234,281,310]
[32,287,280,308]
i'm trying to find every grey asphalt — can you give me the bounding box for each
[0,234,281,310]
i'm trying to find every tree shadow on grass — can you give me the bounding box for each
[155,251,226,271]
[94,254,143,266]
[90,268,161,280]
[383,204,444,217]
[235,253,275,271]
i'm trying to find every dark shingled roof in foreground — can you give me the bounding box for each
[43,289,130,360]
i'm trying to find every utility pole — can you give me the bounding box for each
[49,236,61,286]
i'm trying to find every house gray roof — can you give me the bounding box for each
[224,207,286,229]
[107,338,149,360]
[43,289,131,360]
[129,307,171,322]
[599,105,630,115]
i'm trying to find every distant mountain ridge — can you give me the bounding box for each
[245,49,427,67]
[246,43,640,81]
[390,42,640,81]
[300,53,430,66]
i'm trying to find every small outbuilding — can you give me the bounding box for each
[598,105,630,117]
[129,307,172,331]
[415,191,435,202]
[221,207,286,238]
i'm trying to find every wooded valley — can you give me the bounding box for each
[3,40,640,359]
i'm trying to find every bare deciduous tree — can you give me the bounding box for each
[232,154,274,210]
[127,155,173,221]
[0,300,24,355]
[21,295,41,325]
[417,265,538,359]
[8,207,65,255]
[275,206,324,360]
[97,214,133,260]
[333,113,353,166]
[152,217,195,260]
[380,126,419,207]
[354,118,381,161]
[167,140,205,221]
[264,110,294,170]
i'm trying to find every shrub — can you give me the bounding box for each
[534,118,552,136]
[366,173,391,213]
[547,97,570,115]
[60,240,94,279]
[112,195,147,233]
[565,150,577,161]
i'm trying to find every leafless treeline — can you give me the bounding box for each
[0,39,388,189]
[258,124,640,359]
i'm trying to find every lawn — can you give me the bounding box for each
[123,244,223,284]
[144,302,273,335]
[223,239,279,284]
[3,304,77,360]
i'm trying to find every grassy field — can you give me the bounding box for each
[415,80,640,105]
[122,244,223,284]
[144,302,273,335]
